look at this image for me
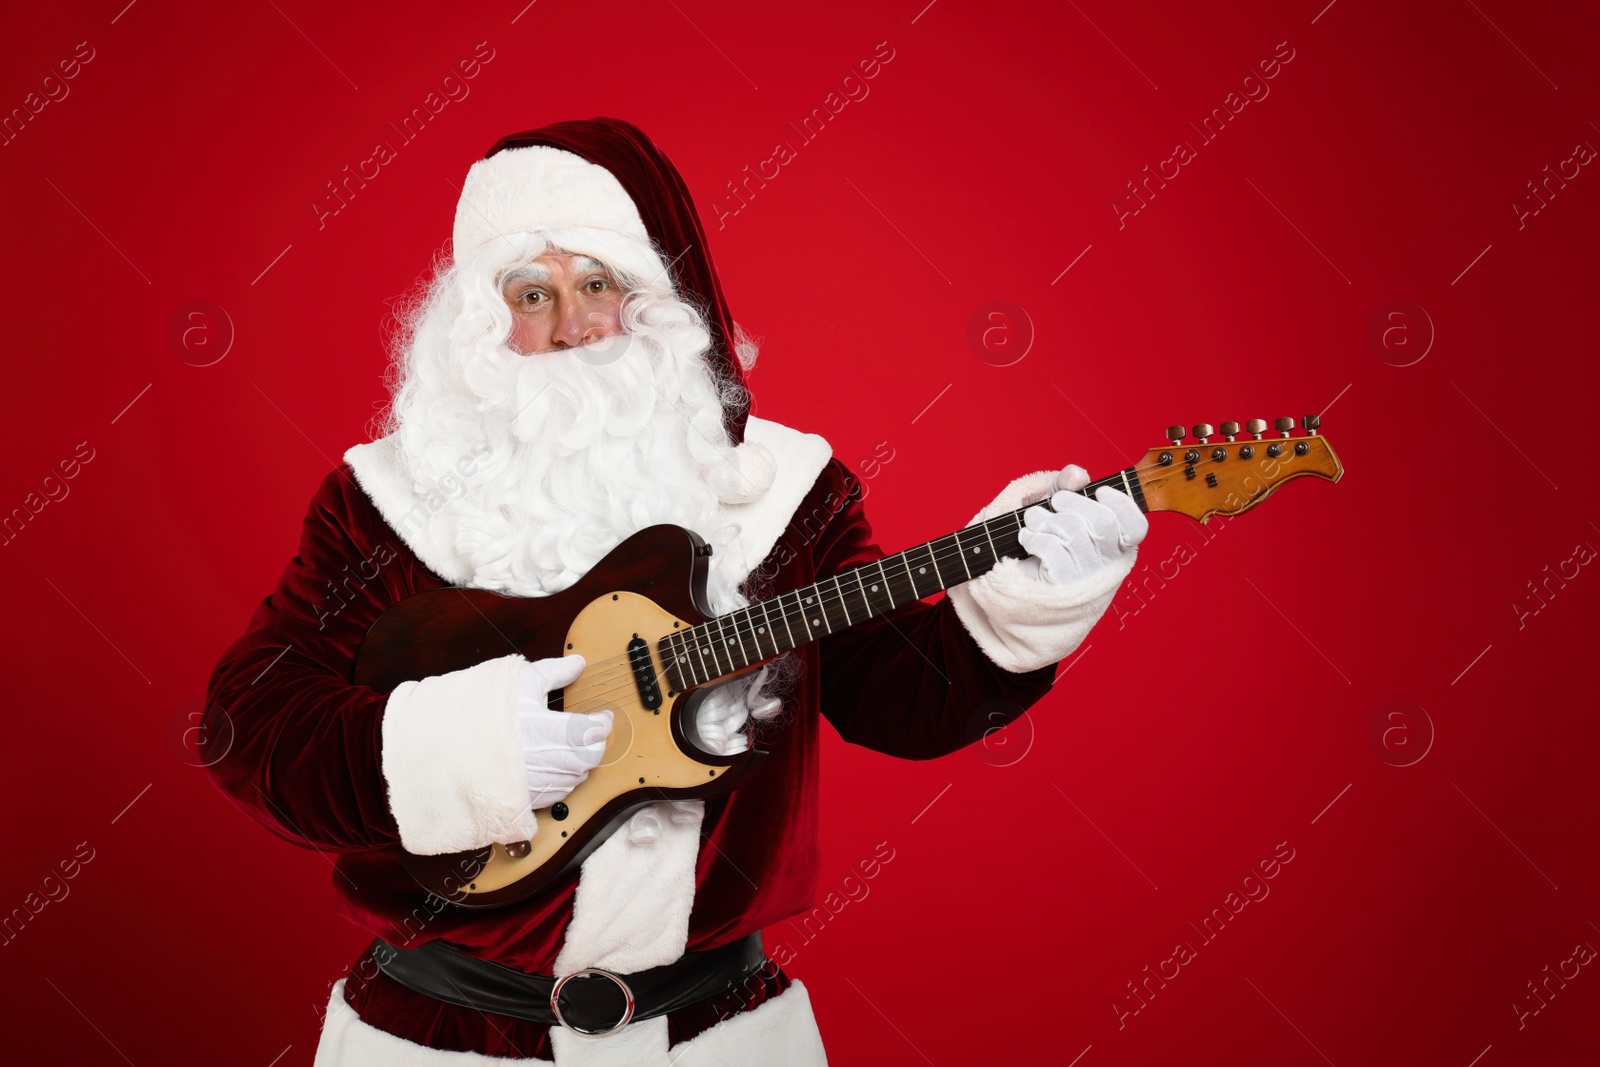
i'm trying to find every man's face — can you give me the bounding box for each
[499,251,626,355]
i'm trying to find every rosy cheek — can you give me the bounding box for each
[507,316,545,354]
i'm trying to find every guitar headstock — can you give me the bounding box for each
[1137,416,1343,522]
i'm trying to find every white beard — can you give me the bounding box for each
[389,304,772,616]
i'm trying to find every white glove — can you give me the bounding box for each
[1016,464,1149,586]
[516,654,613,810]
[694,664,780,756]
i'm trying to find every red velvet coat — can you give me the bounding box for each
[204,457,1055,1056]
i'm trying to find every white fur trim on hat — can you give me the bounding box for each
[453,145,648,261]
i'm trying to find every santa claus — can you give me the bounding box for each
[204,118,1147,1065]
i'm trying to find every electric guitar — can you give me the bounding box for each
[354,417,1343,907]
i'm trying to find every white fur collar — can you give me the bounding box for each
[343,416,833,592]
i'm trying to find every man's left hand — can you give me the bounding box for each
[1016,464,1149,586]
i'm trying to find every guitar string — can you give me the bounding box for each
[538,447,1322,714]
[545,507,1037,702]
[550,510,1048,715]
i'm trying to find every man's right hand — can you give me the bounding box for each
[517,654,613,810]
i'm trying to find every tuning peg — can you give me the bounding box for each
[1166,425,1185,445]
[1274,417,1294,438]
[1221,421,1240,442]
[1302,414,1321,437]
[1246,419,1267,440]
[1192,423,1215,444]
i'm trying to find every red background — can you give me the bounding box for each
[3,1,1597,1063]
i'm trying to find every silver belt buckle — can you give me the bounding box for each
[550,968,636,1036]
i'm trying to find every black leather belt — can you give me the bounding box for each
[370,932,767,1036]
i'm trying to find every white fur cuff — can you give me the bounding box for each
[381,652,534,855]
[947,468,1138,674]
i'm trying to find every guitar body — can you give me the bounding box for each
[354,524,768,908]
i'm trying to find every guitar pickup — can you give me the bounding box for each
[628,636,663,710]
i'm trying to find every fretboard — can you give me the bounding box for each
[659,467,1146,690]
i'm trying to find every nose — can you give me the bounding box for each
[549,295,587,349]
[549,297,610,350]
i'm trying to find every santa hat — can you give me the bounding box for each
[453,118,751,445]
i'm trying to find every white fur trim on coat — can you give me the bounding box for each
[946,469,1137,674]
[311,975,827,1066]
[453,146,648,262]
[314,978,550,1066]
[710,418,830,583]
[381,652,533,855]
[553,799,705,978]
[343,416,832,594]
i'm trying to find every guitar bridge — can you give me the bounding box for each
[628,635,663,710]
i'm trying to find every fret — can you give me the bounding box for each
[754,599,778,659]
[749,607,768,659]
[898,550,920,600]
[794,589,819,639]
[698,623,725,679]
[992,510,1024,558]
[719,611,742,667]
[923,541,945,591]
[980,517,1000,565]
[833,574,853,627]
[683,624,703,682]
[735,607,755,661]
[673,633,694,690]
[734,608,759,663]
[776,589,799,651]
[962,527,991,575]
[767,599,787,657]
[805,586,833,634]
[673,630,693,688]
[953,531,974,581]
[849,569,872,618]
[853,567,876,619]
[902,553,921,599]
[718,613,749,669]
[738,610,758,665]
[876,558,897,610]
[672,629,690,686]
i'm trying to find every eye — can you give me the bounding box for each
[585,277,611,295]
[511,288,545,308]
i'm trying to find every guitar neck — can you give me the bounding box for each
[660,467,1147,690]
